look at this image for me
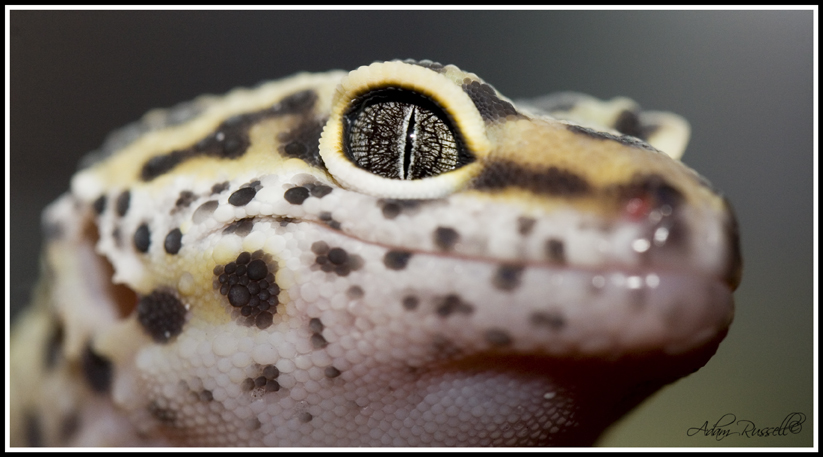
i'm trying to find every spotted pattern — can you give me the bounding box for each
[11,61,740,448]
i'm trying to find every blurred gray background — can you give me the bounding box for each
[9,10,813,447]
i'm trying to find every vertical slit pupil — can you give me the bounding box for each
[403,107,416,179]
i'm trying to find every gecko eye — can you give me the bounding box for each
[319,61,491,199]
[343,88,472,180]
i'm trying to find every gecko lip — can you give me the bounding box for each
[295,218,736,358]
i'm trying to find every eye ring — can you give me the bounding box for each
[319,61,491,199]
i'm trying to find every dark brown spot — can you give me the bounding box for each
[493,264,525,291]
[347,285,364,298]
[517,216,536,236]
[116,190,131,217]
[462,79,519,122]
[211,181,229,194]
[284,186,310,205]
[546,239,566,264]
[82,343,112,394]
[325,366,341,378]
[485,328,513,347]
[311,241,329,254]
[384,250,412,270]
[309,317,324,333]
[223,218,255,237]
[278,117,326,168]
[472,160,591,197]
[192,200,219,223]
[174,190,197,210]
[93,195,106,215]
[228,187,257,206]
[433,226,460,251]
[436,294,474,317]
[402,295,419,310]
[45,322,64,369]
[263,365,280,379]
[530,311,566,330]
[25,411,43,446]
[164,228,183,254]
[311,333,328,349]
[133,223,151,253]
[137,290,187,343]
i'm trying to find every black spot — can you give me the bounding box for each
[311,333,328,349]
[546,239,566,264]
[298,412,313,423]
[228,187,257,206]
[284,186,310,205]
[327,248,348,265]
[325,366,341,378]
[263,365,280,379]
[45,322,64,369]
[228,285,251,307]
[347,285,364,298]
[192,200,219,223]
[384,250,412,270]
[277,117,327,168]
[255,311,274,330]
[402,295,419,311]
[517,216,536,236]
[199,390,214,402]
[613,109,644,139]
[472,160,592,197]
[462,79,519,122]
[247,259,268,281]
[137,290,187,343]
[530,311,566,330]
[566,124,659,152]
[319,212,342,230]
[377,199,422,219]
[309,317,324,333]
[309,184,333,198]
[60,411,80,442]
[223,218,255,237]
[116,190,131,217]
[217,252,280,324]
[148,402,177,425]
[93,195,107,215]
[211,182,229,194]
[141,150,192,181]
[311,241,329,254]
[25,412,43,447]
[266,380,281,392]
[275,89,319,114]
[436,294,474,317]
[485,328,513,347]
[164,228,183,254]
[82,343,112,394]
[433,227,460,251]
[237,251,251,264]
[493,264,525,291]
[242,378,256,391]
[174,190,197,210]
[134,223,151,253]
